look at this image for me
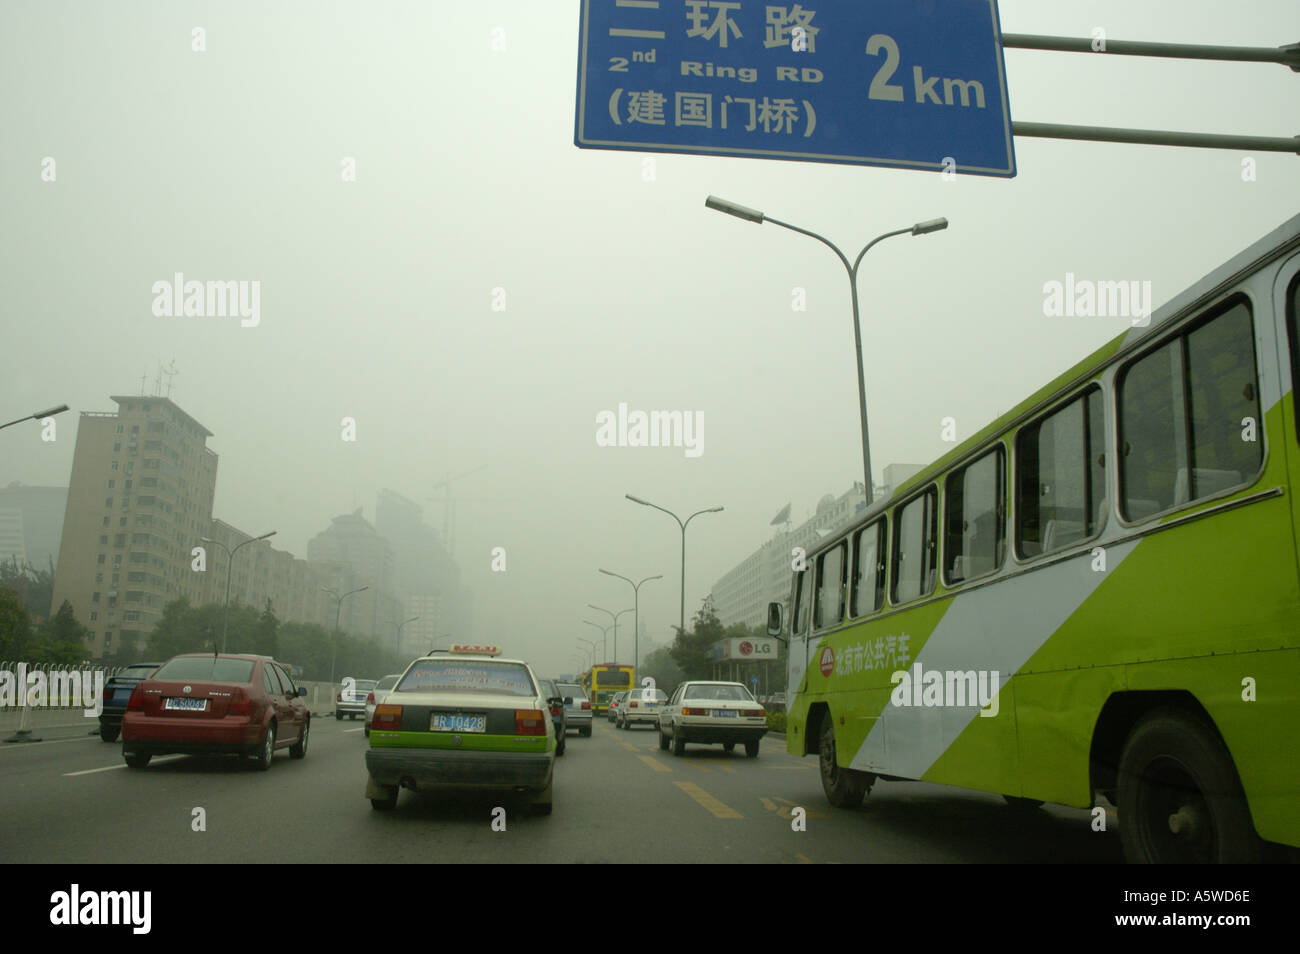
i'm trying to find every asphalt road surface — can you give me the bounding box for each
[0,714,1122,863]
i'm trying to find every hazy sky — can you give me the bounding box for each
[3,1,1297,675]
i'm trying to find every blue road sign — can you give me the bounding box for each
[575,0,1015,177]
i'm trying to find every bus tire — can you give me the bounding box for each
[1116,709,1262,864]
[820,719,869,809]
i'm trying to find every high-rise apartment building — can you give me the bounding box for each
[51,396,218,658]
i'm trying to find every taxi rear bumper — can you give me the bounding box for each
[365,747,553,792]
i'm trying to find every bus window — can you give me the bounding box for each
[1119,300,1260,516]
[792,566,811,636]
[891,488,937,603]
[850,521,885,616]
[1016,388,1105,556]
[813,542,846,630]
[944,446,1004,584]
[1185,302,1262,496]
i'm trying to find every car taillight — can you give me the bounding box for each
[102,685,113,701]
[366,691,375,704]
[126,685,144,711]
[549,704,561,717]
[336,691,343,702]
[745,709,765,718]
[580,701,590,710]
[515,709,547,735]
[372,704,402,732]
[228,692,250,717]
[683,707,708,716]
[629,701,638,708]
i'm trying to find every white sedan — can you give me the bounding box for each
[658,681,767,757]
[364,673,402,737]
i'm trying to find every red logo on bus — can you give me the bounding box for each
[739,640,753,656]
[819,645,835,677]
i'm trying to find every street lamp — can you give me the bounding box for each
[599,569,661,675]
[393,615,419,653]
[1,404,69,432]
[625,496,723,635]
[588,604,633,664]
[428,632,453,654]
[706,195,948,502]
[575,639,594,670]
[202,530,276,652]
[582,619,611,661]
[323,585,368,684]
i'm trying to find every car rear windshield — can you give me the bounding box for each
[153,657,256,683]
[351,680,378,691]
[557,684,585,699]
[397,660,536,697]
[684,684,752,701]
[376,675,400,691]
[121,664,158,678]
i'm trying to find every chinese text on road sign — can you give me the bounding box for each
[575,0,1015,177]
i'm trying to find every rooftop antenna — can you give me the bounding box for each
[162,359,179,398]
[138,372,147,395]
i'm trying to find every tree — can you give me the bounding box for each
[32,600,91,664]
[669,601,725,680]
[639,645,684,697]
[0,556,55,622]
[0,586,33,660]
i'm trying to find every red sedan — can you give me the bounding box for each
[121,653,309,770]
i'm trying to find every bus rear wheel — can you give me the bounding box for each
[819,719,870,809]
[1116,709,1262,864]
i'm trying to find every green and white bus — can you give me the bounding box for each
[769,213,1300,863]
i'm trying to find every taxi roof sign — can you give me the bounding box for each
[449,644,501,656]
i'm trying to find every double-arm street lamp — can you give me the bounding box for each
[599,569,661,675]
[582,619,611,661]
[705,195,948,503]
[575,639,595,671]
[202,530,276,652]
[625,496,722,635]
[587,605,632,664]
[323,585,368,685]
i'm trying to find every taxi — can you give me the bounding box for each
[364,646,558,814]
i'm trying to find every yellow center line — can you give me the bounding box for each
[636,754,672,773]
[795,853,813,863]
[719,764,736,773]
[674,781,742,818]
[619,742,639,752]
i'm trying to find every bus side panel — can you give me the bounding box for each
[1011,669,1126,808]
[1125,651,1300,847]
[922,677,1023,798]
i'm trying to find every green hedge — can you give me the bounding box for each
[766,710,786,733]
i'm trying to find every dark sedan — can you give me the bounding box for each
[538,677,567,756]
[122,653,309,770]
[98,662,162,742]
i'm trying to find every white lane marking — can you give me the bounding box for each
[0,734,99,750]
[64,755,186,776]
[343,728,364,734]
